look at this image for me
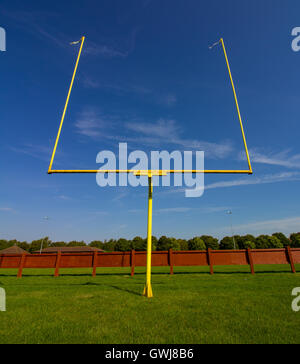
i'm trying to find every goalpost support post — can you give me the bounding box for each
[137,171,166,298]
[143,176,153,298]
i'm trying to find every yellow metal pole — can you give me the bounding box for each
[143,176,153,298]
[220,38,252,174]
[48,36,85,173]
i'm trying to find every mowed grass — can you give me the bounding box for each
[0,265,300,344]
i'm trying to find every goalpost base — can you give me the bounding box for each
[143,283,153,298]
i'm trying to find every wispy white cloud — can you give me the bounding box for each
[164,171,300,198]
[125,119,233,159]
[0,207,14,212]
[175,138,232,159]
[200,206,231,213]
[75,109,109,138]
[81,77,100,89]
[75,111,231,160]
[228,216,300,236]
[84,81,152,96]
[158,94,177,107]
[129,206,230,215]
[156,206,230,214]
[84,43,130,58]
[128,207,192,214]
[9,144,52,162]
[128,209,144,213]
[81,79,177,109]
[126,118,179,139]
[94,211,110,216]
[58,195,72,201]
[112,192,129,203]
[1,10,70,48]
[156,207,193,214]
[205,172,300,190]
[243,149,300,169]
[84,28,139,58]
[2,10,139,59]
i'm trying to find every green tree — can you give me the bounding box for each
[268,236,283,248]
[233,235,241,248]
[188,237,206,250]
[157,236,180,251]
[177,239,189,251]
[0,239,9,251]
[255,235,283,249]
[29,237,51,253]
[255,235,269,249]
[151,236,158,251]
[200,235,219,250]
[115,238,131,252]
[52,242,67,247]
[239,234,256,249]
[89,241,104,249]
[103,239,117,252]
[272,233,290,247]
[67,241,86,247]
[8,239,19,246]
[243,241,256,249]
[140,236,158,251]
[18,241,30,252]
[131,236,145,251]
[220,237,235,250]
[236,235,256,249]
[290,233,300,248]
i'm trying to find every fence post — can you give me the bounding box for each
[131,250,135,277]
[169,249,174,275]
[54,251,62,277]
[247,248,255,275]
[286,246,296,273]
[92,251,98,277]
[17,254,27,278]
[207,248,214,275]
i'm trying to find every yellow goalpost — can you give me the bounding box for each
[48,36,252,298]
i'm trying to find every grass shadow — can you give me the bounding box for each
[109,284,142,297]
[0,274,53,278]
[61,272,131,277]
[77,281,142,296]
[254,270,295,274]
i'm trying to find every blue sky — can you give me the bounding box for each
[1,0,300,242]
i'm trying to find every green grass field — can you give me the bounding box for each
[0,265,300,344]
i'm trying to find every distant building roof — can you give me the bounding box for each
[33,246,104,254]
[0,245,30,255]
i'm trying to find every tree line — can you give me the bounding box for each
[1,232,300,253]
